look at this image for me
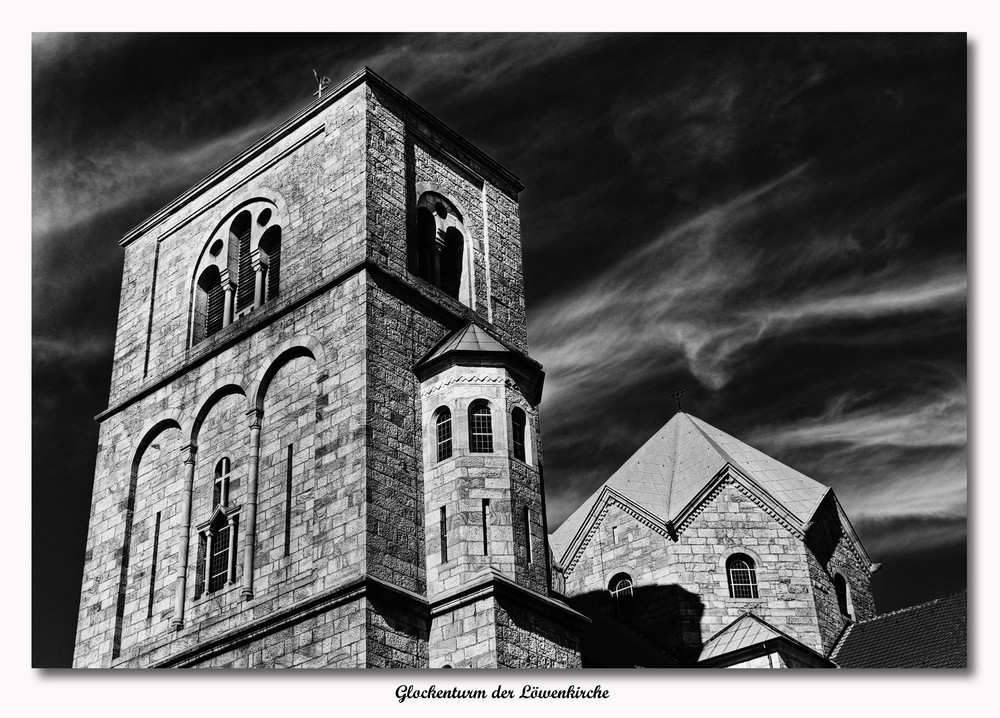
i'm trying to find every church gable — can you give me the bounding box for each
[550,413,831,573]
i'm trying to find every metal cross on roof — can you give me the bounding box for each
[313,69,331,98]
[670,388,687,412]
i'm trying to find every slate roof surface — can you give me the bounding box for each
[549,412,829,560]
[698,613,784,662]
[421,323,512,362]
[832,592,967,668]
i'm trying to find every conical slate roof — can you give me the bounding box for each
[414,323,545,404]
[421,322,512,361]
[549,412,829,561]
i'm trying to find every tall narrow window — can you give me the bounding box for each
[469,403,493,453]
[147,511,161,620]
[436,408,453,462]
[213,458,231,507]
[195,265,224,342]
[609,573,634,619]
[284,445,293,557]
[440,227,464,299]
[259,224,282,301]
[233,211,254,312]
[727,554,759,598]
[511,407,526,462]
[834,573,853,619]
[440,506,448,563]
[208,523,231,593]
[523,506,532,564]
[481,499,490,556]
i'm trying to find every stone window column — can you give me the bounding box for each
[203,530,213,595]
[220,270,235,328]
[251,251,268,308]
[171,442,197,631]
[227,515,238,586]
[241,408,263,601]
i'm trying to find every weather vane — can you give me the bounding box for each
[313,69,332,99]
[670,387,687,412]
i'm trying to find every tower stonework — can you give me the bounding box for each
[73,68,584,668]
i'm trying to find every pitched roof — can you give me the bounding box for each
[421,323,512,361]
[696,613,834,668]
[698,613,786,662]
[831,592,967,668]
[413,323,545,403]
[549,412,829,561]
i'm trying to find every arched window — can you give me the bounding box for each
[412,192,469,304]
[232,210,255,313]
[609,573,634,619]
[436,408,453,462]
[194,265,224,343]
[213,458,231,507]
[469,402,493,453]
[259,224,281,301]
[727,554,759,598]
[191,200,284,346]
[511,408,527,462]
[834,573,853,619]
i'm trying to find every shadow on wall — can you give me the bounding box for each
[568,584,704,667]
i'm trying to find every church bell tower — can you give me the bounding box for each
[73,67,584,668]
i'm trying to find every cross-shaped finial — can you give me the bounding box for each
[670,387,687,412]
[313,69,331,99]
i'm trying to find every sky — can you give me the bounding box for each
[32,33,968,668]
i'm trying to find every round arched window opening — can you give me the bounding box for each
[609,572,634,619]
[726,554,759,599]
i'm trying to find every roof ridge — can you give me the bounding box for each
[664,412,683,515]
[852,591,967,626]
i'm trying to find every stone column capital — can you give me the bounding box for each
[246,408,264,430]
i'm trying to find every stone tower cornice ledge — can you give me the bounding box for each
[118,66,523,248]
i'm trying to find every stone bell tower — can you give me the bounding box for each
[73,67,584,668]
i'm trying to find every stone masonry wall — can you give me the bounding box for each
[364,84,527,352]
[563,484,824,662]
[805,494,876,654]
[186,599,367,668]
[429,599,497,668]
[495,598,582,669]
[110,84,368,407]
[75,277,368,667]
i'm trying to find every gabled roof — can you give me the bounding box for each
[697,613,834,668]
[698,613,786,662]
[831,592,967,668]
[549,412,830,562]
[414,323,544,403]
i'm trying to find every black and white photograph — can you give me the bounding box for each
[31,24,976,695]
